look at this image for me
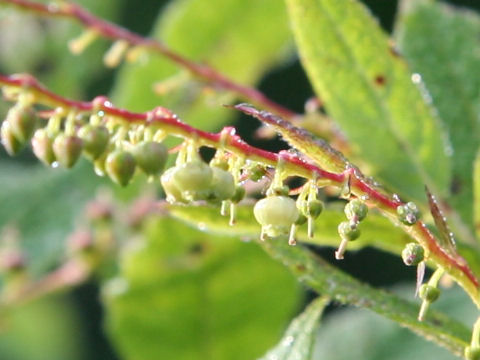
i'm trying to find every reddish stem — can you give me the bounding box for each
[0,0,297,120]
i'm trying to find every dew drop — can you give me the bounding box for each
[411,73,422,84]
[393,194,401,202]
[51,161,59,169]
[197,222,207,231]
[94,166,105,177]
[282,335,295,347]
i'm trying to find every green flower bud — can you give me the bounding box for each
[132,141,168,176]
[254,196,299,237]
[231,185,245,204]
[93,152,108,177]
[1,121,25,156]
[401,242,424,266]
[7,106,37,142]
[173,161,213,201]
[301,199,324,218]
[295,214,308,226]
[272,185,290,196]
[160,167,185,204]
[419,284,440,302]
[53,134,84,168]
[465,346,480,360]
[106,150,136,186]
[397,202,420,226]
[31,129,56,165]
[344,199,368,222]
[209,167,235,201]
[249,164,266,182]
[78,124,109,160]
[338,221,360,241]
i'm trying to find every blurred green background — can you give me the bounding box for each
[0,0,479,359]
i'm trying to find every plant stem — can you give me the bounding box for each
[0,0,297,120]
[0,71,478,308]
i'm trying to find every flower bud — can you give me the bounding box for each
[173,161,213,201]
[230,185,245,204]
[209,167,235,201]
[32,128,56,165]
[301,199,324,218]
[465,346,480,360]
[161,167,185,204]
[397,202,420,226]
[295,214,308,226]
[254,196,299,237]
[78,124,110,160]
[344,199,368,222]
[272,185,290,196]
[401,242,424,266]
[53,134,84,168]
[132,141,168,176]
[338,221,360,241]
[249,164,266,182]
[106,150,136,186]
[7,106,37,142]
[419,284,440,302]
[1,121,25,156]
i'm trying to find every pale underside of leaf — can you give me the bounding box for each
[258,296,329,360]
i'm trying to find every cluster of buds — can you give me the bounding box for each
[253,165,324,246]
[1,94,170,188]
[335,198,368,259]
[161,145,245,225]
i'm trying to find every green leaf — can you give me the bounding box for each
[0,161,103,273]
[313,286,476,360]
[395,0,480,230]
[0,296,86,360]
[166,204,471,356]
[112,0,291,131]
[169,203,480,280]
[474,149,480,239]
[168,203,410,257]
[285,0,451,202]
[261,240,470,357]
[259,296,329,360]
[103,216,300,360]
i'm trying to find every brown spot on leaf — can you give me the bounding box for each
[374,75,386,86]
[449,176,462,195]
[295,263,306,273]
